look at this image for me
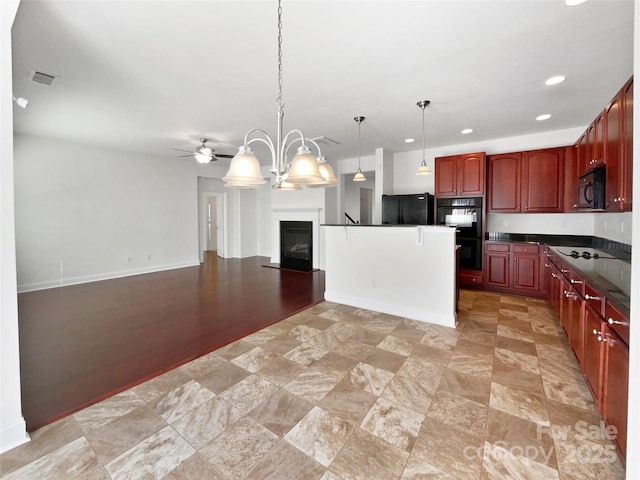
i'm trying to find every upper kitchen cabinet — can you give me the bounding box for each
[606,77,633,211]
[435,152,486,197]
[487,147,565,213]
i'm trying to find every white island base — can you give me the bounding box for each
[323,225,457,329]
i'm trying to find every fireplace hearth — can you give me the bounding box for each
[280,221,313,272]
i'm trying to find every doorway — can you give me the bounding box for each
[198,186,226,262]
[360,188,373,225]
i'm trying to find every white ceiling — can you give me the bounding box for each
[11,0,635,166]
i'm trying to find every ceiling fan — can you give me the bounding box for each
[173,138,234,164]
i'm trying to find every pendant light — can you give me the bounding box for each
[223,0,327,189]
[416,100,432,176]
[353,116,366,182]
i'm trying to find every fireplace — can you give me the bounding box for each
[280,221,313,272]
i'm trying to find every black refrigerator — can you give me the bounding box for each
[382,193,434,225]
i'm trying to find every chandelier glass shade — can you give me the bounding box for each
[223,0,333,189]
[416,100,432,176]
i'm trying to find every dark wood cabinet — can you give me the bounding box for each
[606,78,633,211]
[602,327,628,457]
[521,148,565,212]
[582,303,604,403]
[487,147,564,213]
[485,243,544,296]
[435,152,485,197]
[487,153,521,212]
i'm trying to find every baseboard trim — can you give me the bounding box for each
[324,291,457,328]
[17,261,200,293]
[0,417,30,454]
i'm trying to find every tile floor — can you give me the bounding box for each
[0,290,626,479]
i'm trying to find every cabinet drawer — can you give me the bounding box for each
[486,243,510,252]
[459,272,483,286]
[605,302,629,345]
[513,244,539,254]
[584,283,605,316]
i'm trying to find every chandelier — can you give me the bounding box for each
[416,100,432,176]
[223,0,337,189]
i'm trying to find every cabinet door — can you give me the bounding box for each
[459,152,486,196]
[621,78,633,211]
[605,93,622,210]
[582,305,604,405]
[521,148,564,213]
[512,253,539,292]
[593,112,605,167]
[568,290,584,363]
[559,276,572,338]
[487,153,521,212]
[603,329,628,456]
[435,156,458,197]
[486,252,510,288]
[576,132,589,177]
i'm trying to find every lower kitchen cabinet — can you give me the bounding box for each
[582,303,604,402]
[485,242,544,297]
[602,327,629,456]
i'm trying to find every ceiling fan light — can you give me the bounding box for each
[223,146,266,186]
[286,146,325,184]
[195,152,212,164]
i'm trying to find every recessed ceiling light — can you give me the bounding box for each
[461,128,473,135]
[545,75,566,86]
[536,114,552,121]
[565,0,587,6]
[405,138,415,143]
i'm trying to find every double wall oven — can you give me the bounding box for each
[436,197,483,271]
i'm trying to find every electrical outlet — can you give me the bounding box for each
[371,279,377,288]
[146,253,151,260]
[126,256,132,263]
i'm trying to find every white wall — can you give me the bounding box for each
[593,211,633,245]
[13,134,231,291]
[1,0,30,454]
[344,176,375,224]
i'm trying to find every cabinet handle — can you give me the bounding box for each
[570,279,583,284]
[597,335,604,342]
[592,329,599,335]
[585,294,601,301]
[608,317,629,327]
[561,269,569,273]
[573,203,579,209]
[544,263,550,268]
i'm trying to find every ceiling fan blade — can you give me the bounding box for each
[178,154,194,158]
[214,154,235,159]
[172,148,194,154]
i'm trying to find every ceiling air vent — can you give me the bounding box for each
[30,69,57,86]
[310,136,340,147]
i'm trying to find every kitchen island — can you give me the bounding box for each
[322,225,457,328]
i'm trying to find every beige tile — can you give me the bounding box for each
[348,325,388,346]
[287,324,322,342]
[285,369,342,403]
[0,416,84,477]
[360,396,424,451]
[244,439,325,480]
[73,389,146,433]
[242,328,281,345]
[215,339,256,360]
[377,334,417,356]
[426,391,488,440]
[162,453,225,480]
[174,351,227,380]
[219,374,278,414]
[231,346,278,373]
[197,360,251,394]
[495,335,538,356]
[481,440,560,480]
[365,348,408,373]
[104,426,195,480]
[199,417,279,479]
[305,330,345,350]
[171,396,243,449]
[494,347,541,375]
[150,379,215,423]
[255,356,306,387]
[284,343,329,366]
[133,368,192,403]
[309,351,358,378]
[401,455,457,479]
[249,389,314,436]
[381,375,434,415]
[261,335,302,356]
[317,381,378,426]
[489,382,550,426]
[83,404,166,464]
[2,437,101,480]
[330,428,409,480]
[346,362,395,395]
[497,324,534,343]
[437,368,492,405]
[447,351,494,379]
[284,406,354,468]
[410,342,453,367]
[332,340,377,361]
[412,417,484,480]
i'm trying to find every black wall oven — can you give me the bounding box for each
[436,197,483,271]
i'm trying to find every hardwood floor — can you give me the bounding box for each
[17,253,325,431]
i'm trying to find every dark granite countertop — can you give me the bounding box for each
[486,233,631,315]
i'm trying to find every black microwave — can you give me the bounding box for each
[577,166,605,210]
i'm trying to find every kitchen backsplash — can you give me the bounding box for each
[487,212,632,245]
